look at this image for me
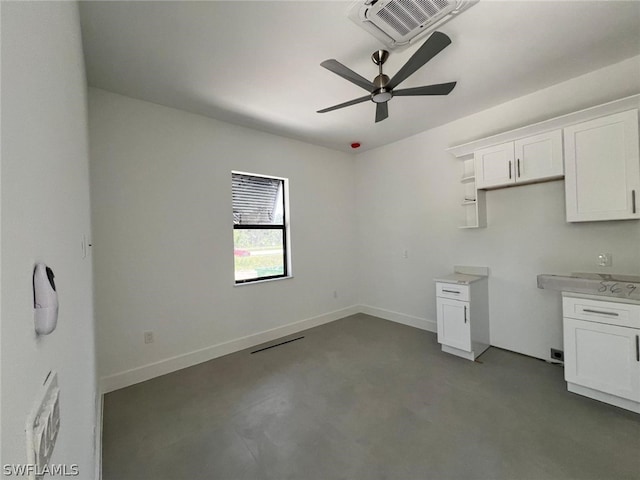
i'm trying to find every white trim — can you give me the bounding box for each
[447,94,640,158]
[100,305,360,393]
[231,169,287,182]
[94,392,103,480]
[359,305,437,332]
[233,275,293,287]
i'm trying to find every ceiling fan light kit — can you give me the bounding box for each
[317,31,457,123]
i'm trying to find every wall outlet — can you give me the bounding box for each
[144,331,154,344]
[550,348,564,362]
[597,253,612,267]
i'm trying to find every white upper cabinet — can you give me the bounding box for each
[474,130,563,190]
[474,142,514,189]
[449,96,640,229]
[514,130,564,183]
[564,109,640,222]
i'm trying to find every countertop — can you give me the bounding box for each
[537,273,640,300]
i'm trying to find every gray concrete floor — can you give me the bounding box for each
[102,314,640,480]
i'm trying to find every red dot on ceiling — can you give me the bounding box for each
[351,142,361,149]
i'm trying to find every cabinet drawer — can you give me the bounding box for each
[563,296,640,329]
[436,283,470,301]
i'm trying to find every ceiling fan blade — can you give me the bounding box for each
[320,59,375,92]
[375,102,388,123]
[393,82,457,97]
[317,95,370,113]
[387,31,452,90]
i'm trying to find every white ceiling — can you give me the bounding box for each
[79,1,640,153]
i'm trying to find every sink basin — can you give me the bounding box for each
[537,272,640,300]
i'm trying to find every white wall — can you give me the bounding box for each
[88,89,358,390]
[355,56,640,360]
[1,1,96,476]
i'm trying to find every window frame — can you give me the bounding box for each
[232,171,291,285]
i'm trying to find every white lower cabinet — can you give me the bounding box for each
[435,275,489,361]
[562,294,640,413]
[437,297,471,352]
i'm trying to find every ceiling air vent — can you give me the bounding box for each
[348,0,477,49]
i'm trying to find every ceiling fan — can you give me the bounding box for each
[317,31,456,123]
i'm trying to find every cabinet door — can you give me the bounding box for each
[436,297,471,352]
[514,130,563,183]
[563,318,640,402]
[564,110,640,222]
[474,142,515,189]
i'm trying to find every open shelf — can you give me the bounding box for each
[458,158,486,229]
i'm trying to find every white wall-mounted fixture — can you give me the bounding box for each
[348,0,477,49]
[33,263,58,335]
[597,253,613,267]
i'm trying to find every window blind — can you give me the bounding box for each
[232,173,283,225]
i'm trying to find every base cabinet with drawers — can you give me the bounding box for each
[435,274,490,361]
[562,293,640,413]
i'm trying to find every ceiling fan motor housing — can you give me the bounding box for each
[372,71,391,103]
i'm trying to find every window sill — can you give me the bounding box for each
[234,275,294,287]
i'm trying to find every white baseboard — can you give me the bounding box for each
[100,305,435,393]
[94,392,103,480]
[359,305,437,333]
[100,305,360,393]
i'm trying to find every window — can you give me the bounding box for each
[232,172,290,283]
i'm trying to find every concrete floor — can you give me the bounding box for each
[102,314,640,480]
